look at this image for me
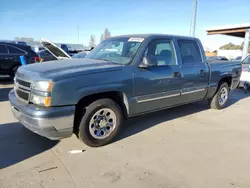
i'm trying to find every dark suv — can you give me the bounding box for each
[0,42,39,78]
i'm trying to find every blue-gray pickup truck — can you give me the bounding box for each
[9,34,241,147]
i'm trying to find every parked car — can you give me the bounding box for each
[15,41,27,45]
[0,40,27,45]
[39,39,71,60]
[9,34,241,147]
[0,40,16,44]
[61,44,82,56]
[32,46,45,53]
[239,55,250,88]
[38,39,92,60]
[0,42,40,78]
[234,56,242,61]
[37,49,57,62]
[207,56,229,62]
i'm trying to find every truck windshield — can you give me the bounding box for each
[85,37,143,65]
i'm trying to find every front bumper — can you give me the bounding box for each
[9,89,75,140]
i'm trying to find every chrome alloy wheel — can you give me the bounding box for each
[89,108,117,139]
[218,87,228,106]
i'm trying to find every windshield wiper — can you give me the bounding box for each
[96,58,109,62]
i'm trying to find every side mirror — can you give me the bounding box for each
[140,56,158,68]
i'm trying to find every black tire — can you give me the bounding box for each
[209,82,229,110]
[77,98,123,147]
[10,66,20,79]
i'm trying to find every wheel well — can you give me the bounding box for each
[219,76,232,88]
[9,65,21,77]
[73,91,128,131]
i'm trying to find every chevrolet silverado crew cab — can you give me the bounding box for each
[9,34,241,147]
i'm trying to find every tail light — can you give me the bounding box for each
[34,56,41,63]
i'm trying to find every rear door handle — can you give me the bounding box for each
[200,70,205,75]
[173,72,181,77]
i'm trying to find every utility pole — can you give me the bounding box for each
[189,0,198,37]
[77,24,79,44]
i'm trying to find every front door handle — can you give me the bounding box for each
[200,70,205,75]
[173,72,181,77]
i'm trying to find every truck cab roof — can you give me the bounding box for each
[111,34,199,40]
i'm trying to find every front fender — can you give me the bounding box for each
[75,84,131,116]
[50,66,134,112]
[75,83,125,102]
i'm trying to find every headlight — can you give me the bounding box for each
[32,81,54,92]
[30,94,51,107]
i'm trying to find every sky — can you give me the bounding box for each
[1,0,250,49]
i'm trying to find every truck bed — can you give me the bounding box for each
[208,60,242,90]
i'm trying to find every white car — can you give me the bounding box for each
[240,55,250,88]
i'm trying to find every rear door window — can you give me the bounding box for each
[177,40,202,64]
[7,45,26,54]
[0,44,8,54]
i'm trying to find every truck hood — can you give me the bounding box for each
[17,58,123,81]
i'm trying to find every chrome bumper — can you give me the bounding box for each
[9,89,75,140]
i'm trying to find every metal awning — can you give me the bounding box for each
[206,24,250,59]
[207,24,250,38]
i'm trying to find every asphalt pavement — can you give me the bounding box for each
[1,79,250,188]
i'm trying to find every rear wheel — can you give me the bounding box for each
[77,98,123,147]
[209,82,229,109]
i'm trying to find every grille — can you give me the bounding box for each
[16,78,31,88]
[16,89,29,101]
[15,77,32,102]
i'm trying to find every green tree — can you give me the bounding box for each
[219,42,241,50]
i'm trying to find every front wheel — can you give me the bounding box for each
[209,82,229,110]
[77,98,123,147]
